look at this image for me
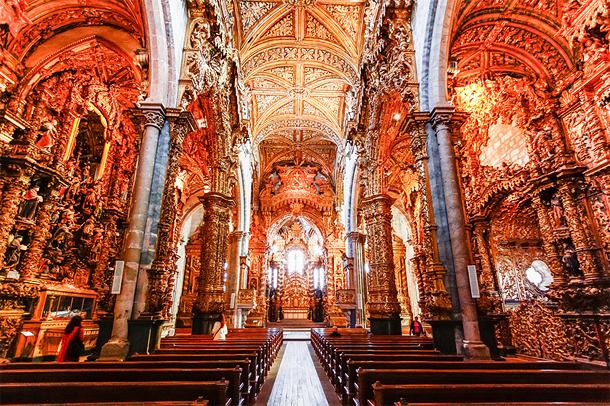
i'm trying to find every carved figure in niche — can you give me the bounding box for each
[81,164,91,184]
[249,278,258,291]
[38,257,51,274]
[4,235,27,269]
[35,119,58,151]
[83,182,101,213]
[94,199,104,218]
[533,128,555,159]
[562,241,583,278]
[79,217,96,243]
[18,186,43,220]
[336,279,343,290]
[552,194,567,228]
[90,230,103,262]
[50,221,73,251]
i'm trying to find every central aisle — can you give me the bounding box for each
[262,341,336,406]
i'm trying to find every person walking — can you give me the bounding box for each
[212,314,228,340]
[57,315,85,362]
[410,316,424,337]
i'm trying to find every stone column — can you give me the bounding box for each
[192,192,235,334]
[360,194,402,334]
[346,231,367,327]
[140,110,195,317]
[99,103,165,361]
[432,107,490,359]
[225,231,244,328]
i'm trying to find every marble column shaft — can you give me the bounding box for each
[99,103,165,361]
[432,108,489,359]
[139,110,195,317]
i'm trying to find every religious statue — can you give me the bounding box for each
[533,128,554,159]
[552,194,567,228]
[4,235,27,269]
[35,119,58,151]
[18,186,43,220]
[562,241,583,278]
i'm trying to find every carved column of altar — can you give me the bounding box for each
[579,91,609,162]
[346,231,367,327]
[531,194,568,285]
[432,107,490,359]
[0,167,33,267]
[99,103,165,361]
[19,187,62,279]
[192,192,236,335]
[557,180,603,280]
[410,115,451,316]
[361,194,402,335]
[225,231,244,328]
[471,221,499,292]
[392,236,413,325]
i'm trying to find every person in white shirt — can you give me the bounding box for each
[212,314,228,340]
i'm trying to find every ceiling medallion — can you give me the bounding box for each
[288,86,310,100]
[283,0,316,10]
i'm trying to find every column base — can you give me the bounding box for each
[369,316,402,335]
[127,317,165,355]
[88,315,114,361]
[462,340,491,360]
[428,320,460,354]
[98,339,130,362]
[192,312,221,335]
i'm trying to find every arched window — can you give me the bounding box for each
[287,249,304,274]
[525,260,554,291]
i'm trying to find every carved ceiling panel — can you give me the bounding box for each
[3,0,144,61]
[451,0,577,91]
[235,0,365,177]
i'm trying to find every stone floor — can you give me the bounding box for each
[255,341,341,406]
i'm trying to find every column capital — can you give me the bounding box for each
[360,194,395,218]
[430,105,455,130]
[228,230,245,244]
[346,231,367,244]
[166,108,197,143]
[199,191,237,208]
[138,102,166,130]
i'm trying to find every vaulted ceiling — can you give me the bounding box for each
[233,0,366,181]
[450,0,579,93]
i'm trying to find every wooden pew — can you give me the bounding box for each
[334,353,463,395]
[130,353,259,404]
[343,360,588,405]
[1,367,244,406]
[4,402,210,406]
[1,380,230,406]
[1,359,253,404]
[356,369,610,406]
[370,383,610,406]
